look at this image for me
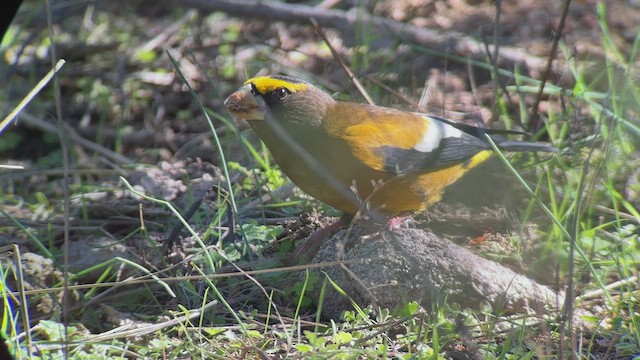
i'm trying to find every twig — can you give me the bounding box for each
[593,205,640,224]
[44,0,72,353]
[577,275,638,301]
[530,0,573,131]
[310,19,374,105]
[19,112,133,165]
[492,0,502,122]
[366,75,419,108]
[315,0,340,10]
[86,301,219,342]
[418,71,436,113]
[139,9,197,52]
[6,258,370,298]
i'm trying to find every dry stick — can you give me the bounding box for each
[578,275,639,301]
[315,0,341,10]
[563,101,599,360]
[489,0,504,126]
[7,258,370,298]
[139,9,197,52]
[366,75,419,108]
[476,2,522,129]
[467,59,483,124]
[310,18,375,106]
[86,300,219,342]
[544,0,576,359]
[355,315,412,345]
[180,0,549,73]
[74,122,228,151]
[43,0,71,356]
[530,0,573,132]
[593,204,640,224]
[479,38,522,127]
[339,263,379,310]
[418,72,436,113]
[19,112,133,165]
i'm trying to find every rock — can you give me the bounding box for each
[311,226,562,320]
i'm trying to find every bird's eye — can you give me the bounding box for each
[272,87,290,102]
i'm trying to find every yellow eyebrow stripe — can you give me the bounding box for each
[246,76,308,95]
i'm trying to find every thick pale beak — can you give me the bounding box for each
[224,84,264,121]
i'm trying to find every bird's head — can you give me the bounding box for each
[224,75,335,127]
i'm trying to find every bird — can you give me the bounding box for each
[224,74,555,259]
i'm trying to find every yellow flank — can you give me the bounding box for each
[465,150,492,169]
[246,76,308,95]
[368,163,477,212]
[324,157,488,214]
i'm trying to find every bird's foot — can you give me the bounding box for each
[385,213,416,231]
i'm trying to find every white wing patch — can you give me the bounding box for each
[412,115,462,153]
[441,119,463,138]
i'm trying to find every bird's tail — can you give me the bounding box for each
[494,139,557,153]
[431,114,557,153]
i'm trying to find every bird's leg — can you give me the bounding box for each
[291,213,352,264]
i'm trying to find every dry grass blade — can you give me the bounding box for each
[0,59,65,134]
[86,301,218,342]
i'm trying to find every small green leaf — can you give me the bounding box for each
[295,343,313,353]
[246,330,263,339]
[394,301,420,317]
[134,49,157,63]
[332,331,352,345]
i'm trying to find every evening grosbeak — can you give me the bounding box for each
[224,75,554,259]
